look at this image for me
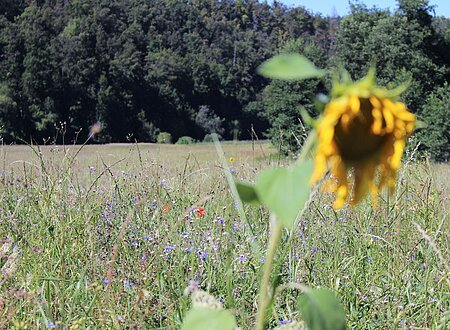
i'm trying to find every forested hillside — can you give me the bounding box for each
[0,0,449,160]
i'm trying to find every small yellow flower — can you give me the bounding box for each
[311,70,415,209]
[229,157,235,163]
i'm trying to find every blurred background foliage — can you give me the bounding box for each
[0,0,448,160]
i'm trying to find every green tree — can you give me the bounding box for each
[263,40,327,154]
[333,2,447,113]
[416,83,450,161]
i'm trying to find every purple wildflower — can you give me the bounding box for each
[164,245,176,253]
[189,280,199,291]
[237,255,247,262]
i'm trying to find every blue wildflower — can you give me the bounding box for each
[237,255,247,262]
[164,245,176,253]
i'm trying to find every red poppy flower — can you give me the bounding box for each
[196,208,205,218]
[162,205,171,213]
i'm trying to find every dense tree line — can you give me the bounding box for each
[0,0,448,160]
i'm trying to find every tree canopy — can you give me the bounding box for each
[0,0,448,160]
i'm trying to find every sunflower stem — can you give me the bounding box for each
[256,217,282,330]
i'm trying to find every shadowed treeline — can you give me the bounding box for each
[0,0,448,159]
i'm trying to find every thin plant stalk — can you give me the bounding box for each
[255,219,282,330]
[255,132,316,329]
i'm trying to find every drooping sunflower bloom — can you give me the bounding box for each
[311,69,416,209]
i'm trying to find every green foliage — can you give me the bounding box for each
[236,181,260,204]
[182,308,236,330]
[2,0,314,143]
[262,40,327,154]
[416,83,450,161]
[297,288,346,330]
[176,136,196,145]
[258,53,325,80]
[237,159,313,229]
[156,132,172,144]
[333,1,448,113]
[0,0,448,161]
[0,143,448,328]
[182,288,237,330]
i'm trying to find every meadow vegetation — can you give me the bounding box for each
[0,142,448,329]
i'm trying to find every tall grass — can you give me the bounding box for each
[0,142,448,329]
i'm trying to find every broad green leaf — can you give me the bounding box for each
[258,54,325,80]
[297,288,346,330]
[236,181,260,204]
[255,159,313,228]
[181,307,236,330]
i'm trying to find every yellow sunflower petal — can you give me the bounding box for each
[352,161,376,205]
[390,139,406,170]
[311,153,327,184]
[349,95,360,114]
[382,108,395,133]
[371,108,383,134]
[369,96,382,109]
[395,110,416,122]
[319,125,334,144]
[333,184,348,209]
[406,122,415,134]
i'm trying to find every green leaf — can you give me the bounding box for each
[258,54,325,80]
[255,159,313,228]
[181,307,237,330]
[236,181,260,204]
[415,120,427,129]
[297,288,346,330]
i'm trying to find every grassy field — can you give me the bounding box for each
[0,142,448,329]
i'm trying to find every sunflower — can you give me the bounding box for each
[311,70,416,209]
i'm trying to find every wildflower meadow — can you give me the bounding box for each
[0,1,449,328]
[0,138,448,328]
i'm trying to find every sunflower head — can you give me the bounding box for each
[311,69,416,209]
